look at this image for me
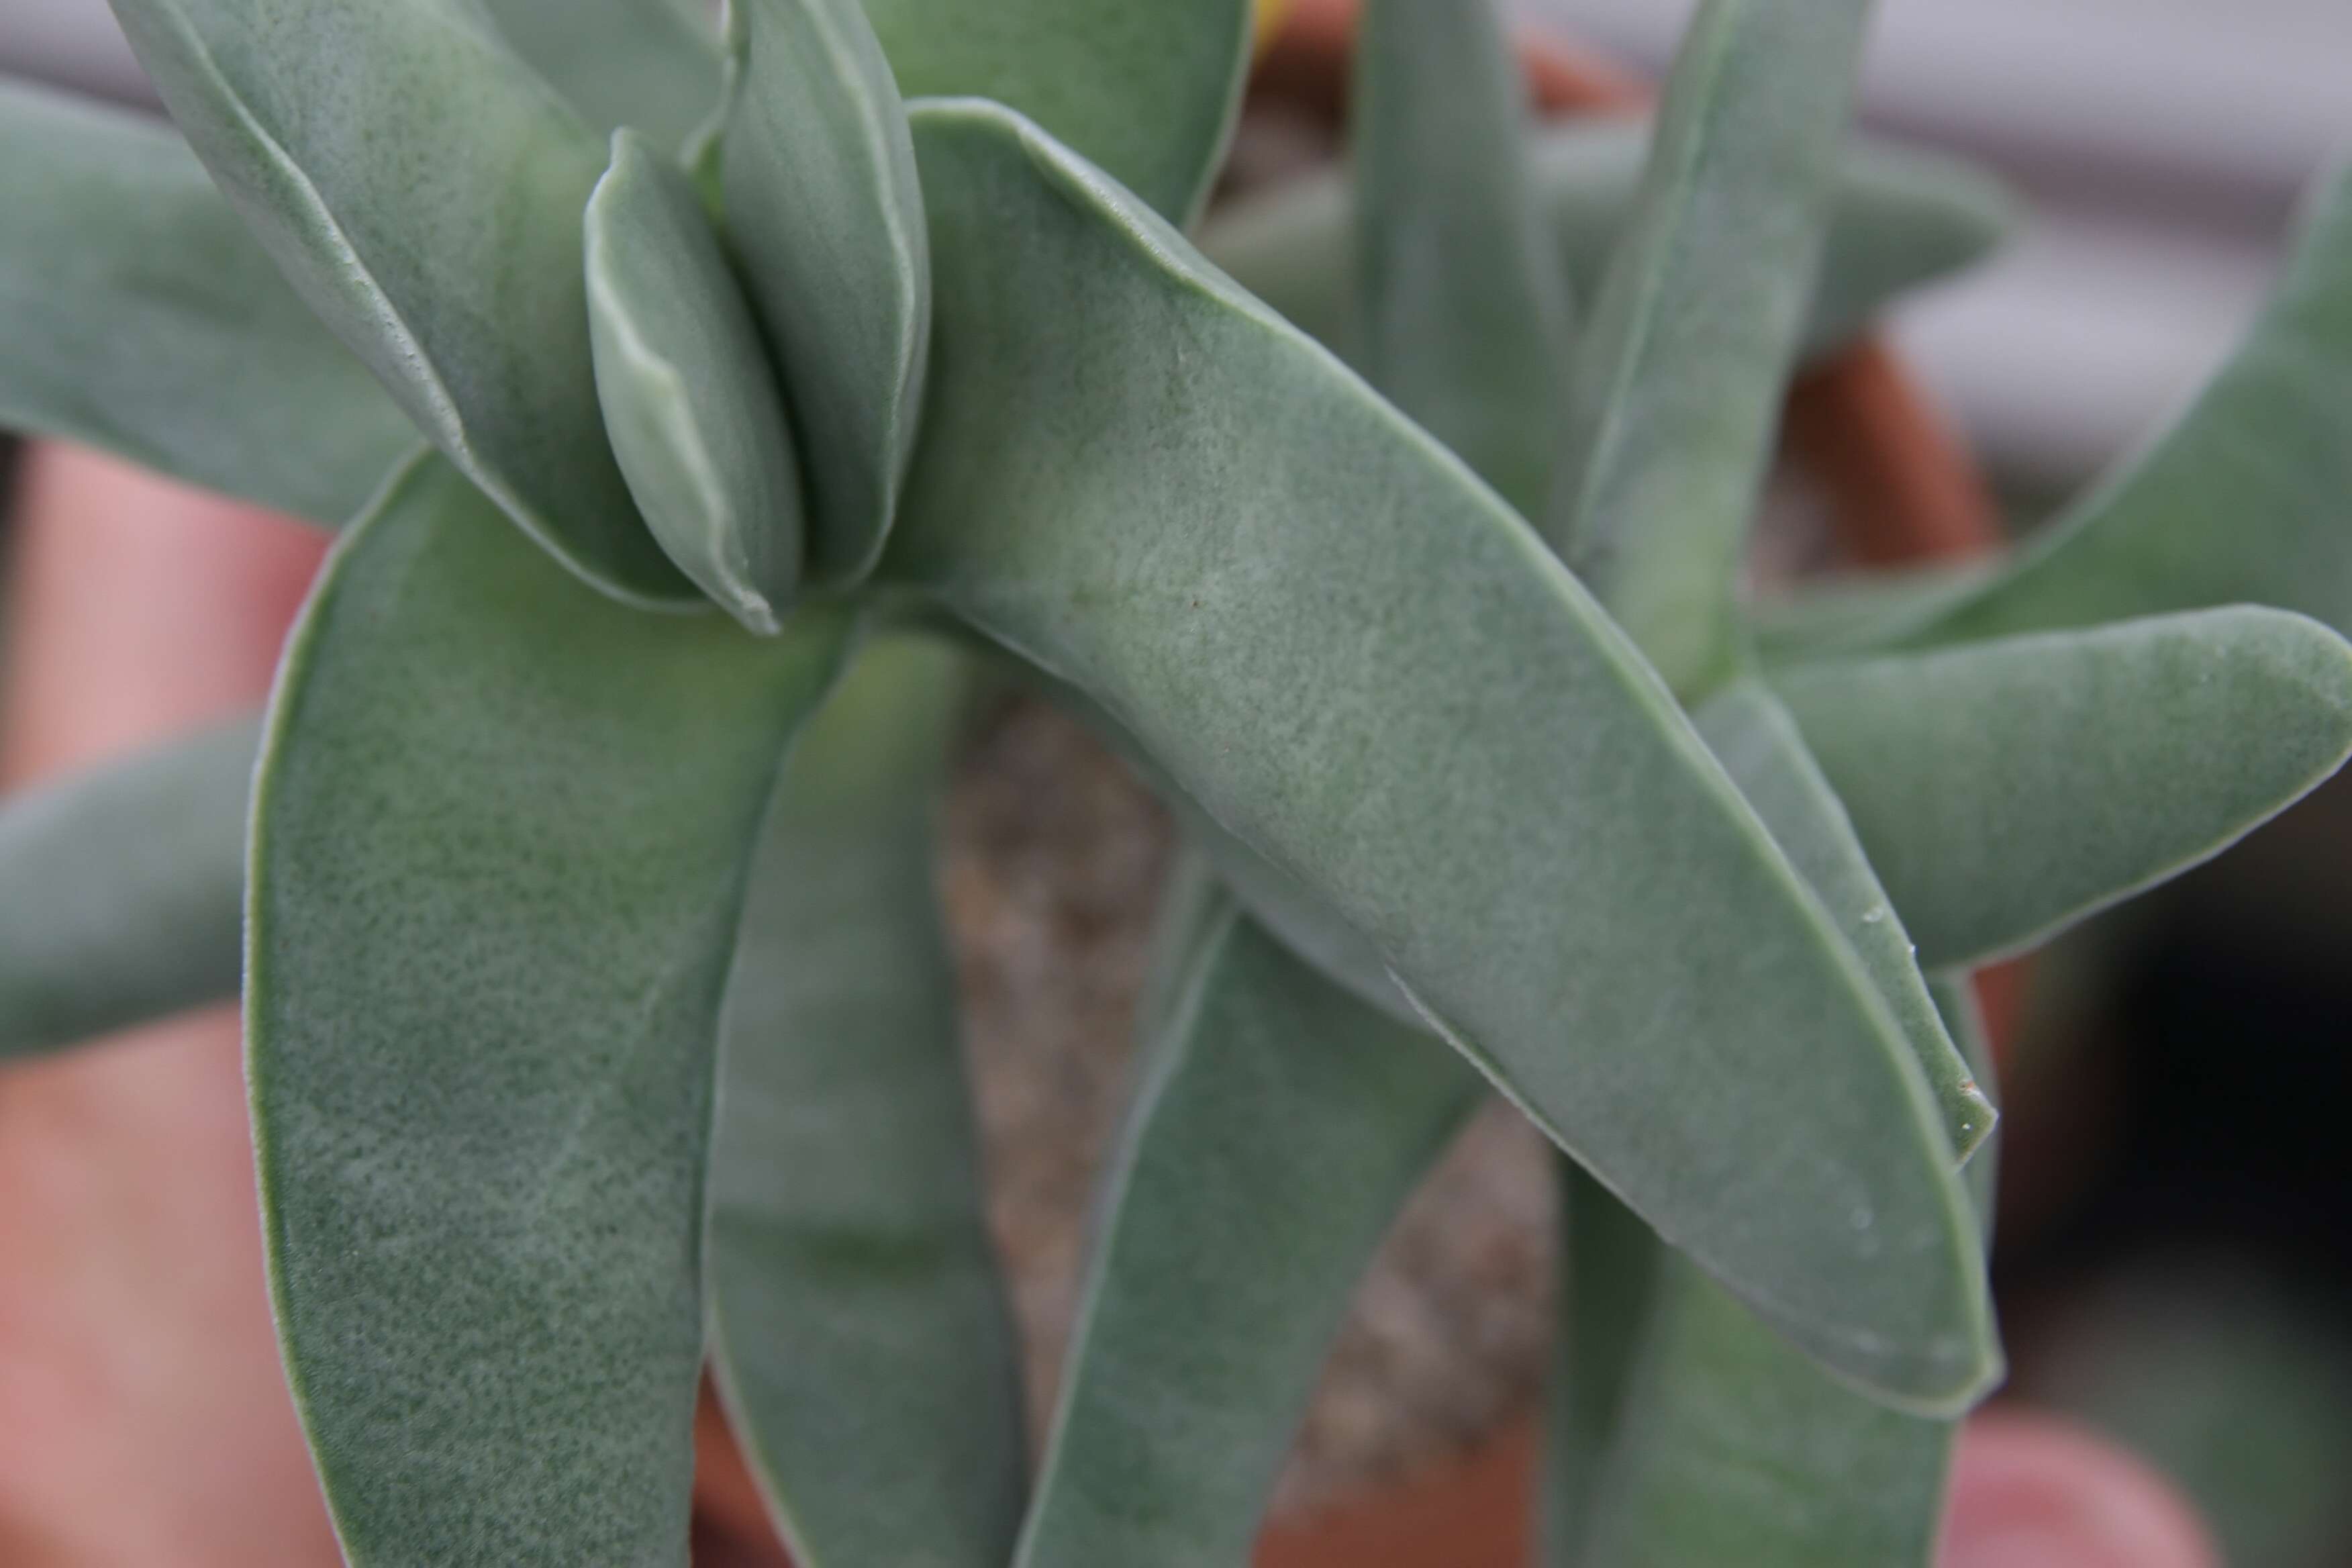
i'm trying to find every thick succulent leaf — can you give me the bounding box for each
[1540,1159,1665,1567]
[708,636,1026,1568]
[1933,979,2002,1226]
[885,101,1992,1410]
[720,0,929,585]
[1546,0,1875,699]
[107,0,691,605]
[247,455,852,1565]
[1749,558,1998,663]
[1199,121,2009,379]
[1573,1257,1960,1568]
[1351,0,1570,515]
[860,0,1248,224]
[1016,892,1480,1568]
[1696,681,1992,1163]
[0,717,253,1060]
[0,78,411,524]
[1563,988,2001,1568]
[480,0,722,152]
[1777,606,2352,969]
[1879,162,2352,648]
[587,130,805,632]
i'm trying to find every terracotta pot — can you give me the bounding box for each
[689,7,2016,1562]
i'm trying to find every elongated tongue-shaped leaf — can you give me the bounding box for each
[1545,0,1875,700]
[0,716,254,1060]
[1875,162,2352,649]
[1694,682,1991,1163]
[480,0,722,153]
[1017,889,1481,1568]
[1776,606,2352,969]
[885,101,1992,1410]
[247,455,852,1565]
[708,636,1026,1568]
[1203,120,2011,374]
[587,130,805,632]
[720,0,929,584]
[859,0,1248,224]
[0,79,411,524]
[1352,0,1571,516]
[106,0,691,605]
[1540,1159,1664,1566]
[1563,981,2000,1567]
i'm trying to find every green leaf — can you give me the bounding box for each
[859,0,1249,224]
[1199,121,2009,383]
[1749,558,1999,663]
[1563,988,1999,1568]
[1540,1159,1665,1567]
[1016,891,1479,1568]
[1351,0,1571,515]
[0,77,411,524]
[1695,681,1992,1163]
[1776,606,2352,969]
[1879,162,2352,648]
[1546,0,1876,699]
[109,0,691,605]
[247,454,852,1565]
[0,716,253,1060]
[885,101,1993,1410]
[586,129,805,632]
[707,636,1027,1568]
[479,0,722,153]
[720,0,929,584]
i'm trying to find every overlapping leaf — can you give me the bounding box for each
[859,0,1251,223]
[587,130,805,632]
[481,0,722,153]
[1016,891,1479,1568]
[1546,0,1877,698]
[1351,0,1570,515]
[0,79,411,522]
[707,636,1026,1568]
[1561,983,1999,1567]
[720,0,930,584]
[248,455,852,1564]
[1777,607,2352,967]
[108,0,694,604]
[1695,682,1991,1162]
[0,717,254,1060]
[1202,122,2008,391]
[884,100,1992,1409]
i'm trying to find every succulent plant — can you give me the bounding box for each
[1,0,2348,1563]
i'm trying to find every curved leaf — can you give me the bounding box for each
[107,0,691,605]
[247,454,852,1565]
[1885,162,2352,648]
[0,716,254,1060]
[481,0,722,153]
[1540,1159,1665,1567]
[0,78,411,524]
[1695,682,1992,1163]
[1748,558,1998,663]
[1016,891,1479,1568]
[1546,0,1875,699]
[1565,985,2000,1568]
[1199,121,2010,377]
[885,101,1992,1410]
[860,0,1249,224]
[708,636,1026,1568]
[587,130,805,631]
[1776,607,2352,969]
[720,0,929,584]
[1351,0,1570,514]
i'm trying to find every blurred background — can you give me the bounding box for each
[7,1,2352,1562]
